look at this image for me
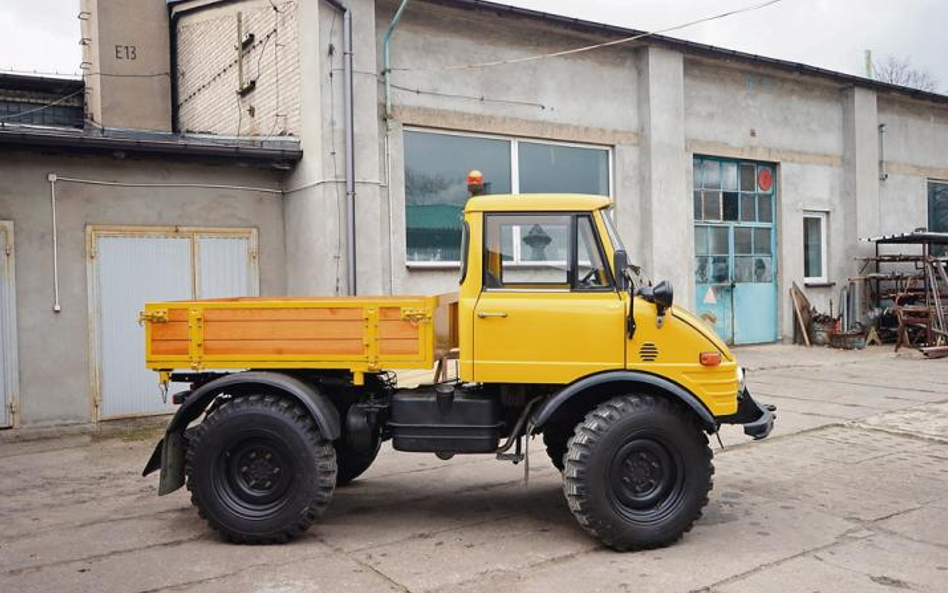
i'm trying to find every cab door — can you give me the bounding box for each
[473,212,625,384]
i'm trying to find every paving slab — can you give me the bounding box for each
[1,344,947,593]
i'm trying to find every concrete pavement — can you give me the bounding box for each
[1,344,946,592]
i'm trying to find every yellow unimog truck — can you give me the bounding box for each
[141,194,774,551]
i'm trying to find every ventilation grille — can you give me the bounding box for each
[639,343,659,361]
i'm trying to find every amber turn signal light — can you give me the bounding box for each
[699,352,721,366]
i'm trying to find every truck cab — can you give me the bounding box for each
[141,193,774,551]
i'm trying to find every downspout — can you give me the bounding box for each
[323,0,357,295]
[168,6,180,132]
[383,0,412,121]
[46,173,62,313]
[382,0,412,295]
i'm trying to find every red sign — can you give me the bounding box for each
[758,168,774,192]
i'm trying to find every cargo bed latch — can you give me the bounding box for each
[400,308,431,324]
[139,309,168,325]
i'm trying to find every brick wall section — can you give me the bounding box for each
[176,0,301,137]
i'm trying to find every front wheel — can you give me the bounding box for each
[563,394,713,551]
[185,394,337,544]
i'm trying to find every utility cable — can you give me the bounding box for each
[390,0,786,72]
[0,88,84,121]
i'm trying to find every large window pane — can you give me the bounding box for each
[930,181,948,256]
[405,131,511,262]
[804,215,823,279]
[519,142,609,195]
[930,181,948,232]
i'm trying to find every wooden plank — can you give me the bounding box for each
[379,338,422,355]
[378,319,421,339]
[204,339,365,356]
[203,320,365,340]
[790,282,811,347]
[151,322,189,341]
[204,308,364,321]
[168,309,189,322]
[152,340,189,355]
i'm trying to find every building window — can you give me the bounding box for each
[803,212,827,284]
[930,181,948,233]
[404,129,610,263]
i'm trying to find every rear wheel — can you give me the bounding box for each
[563,394,713,551]
[185,394,336,544]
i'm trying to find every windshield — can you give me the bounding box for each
[601,208,647,286]
[601,208,626,253]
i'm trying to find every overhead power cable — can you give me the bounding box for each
[390,0,786,72]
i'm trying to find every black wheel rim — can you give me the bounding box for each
[607,434,686,524]
[213,433,295,519]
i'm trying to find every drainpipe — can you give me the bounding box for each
[323,0,357,295]
[383,0,412,121]
[878,123,888,181]
[47,173,62,313]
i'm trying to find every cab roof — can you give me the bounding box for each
[464,193,612,213]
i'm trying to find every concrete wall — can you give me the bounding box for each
[877,95,948,234]
[175,0,302,136]
[0,151,286,426]
[80,0,173,130]
[378,0,641,296]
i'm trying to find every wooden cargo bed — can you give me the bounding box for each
[141,294,458,381]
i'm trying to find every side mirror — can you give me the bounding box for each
[613,250,630,292]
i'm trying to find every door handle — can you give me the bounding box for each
[477,311,508,318]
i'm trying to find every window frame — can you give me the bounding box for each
[481,212,615,293]
[403,127,614,268]
[802,211,828,285]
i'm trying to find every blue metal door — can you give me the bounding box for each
[693,158,777,345]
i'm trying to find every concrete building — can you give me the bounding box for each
[2,0,948,426]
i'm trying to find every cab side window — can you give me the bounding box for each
[576,216,610,289]
[483,213,612,290]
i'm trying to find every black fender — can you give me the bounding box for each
[529,370,717,434]
[144,371,341,495]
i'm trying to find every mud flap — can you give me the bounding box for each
[141,432,187,496]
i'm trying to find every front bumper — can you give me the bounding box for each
[718,387,776,440]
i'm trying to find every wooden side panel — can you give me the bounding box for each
[145,297,439,370]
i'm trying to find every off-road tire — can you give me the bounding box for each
[185,394,337,544]
[543,422,574,471]
[563,394,713,551]
[335,437,381,486]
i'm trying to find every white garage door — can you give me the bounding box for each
[0,222,19,428]
[91,228,258,419]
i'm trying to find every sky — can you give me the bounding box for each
[0,0,945,93]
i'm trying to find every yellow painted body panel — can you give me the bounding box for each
[456,200,739,417]
[143,193,739,419]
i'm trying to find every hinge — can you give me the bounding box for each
[139,309,169,325]
[4,243,10,257]
[400,308,431,324]
[249,248,258,261]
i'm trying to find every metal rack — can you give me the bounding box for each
[855,232,948,352]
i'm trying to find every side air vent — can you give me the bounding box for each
[639,342,659,362]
